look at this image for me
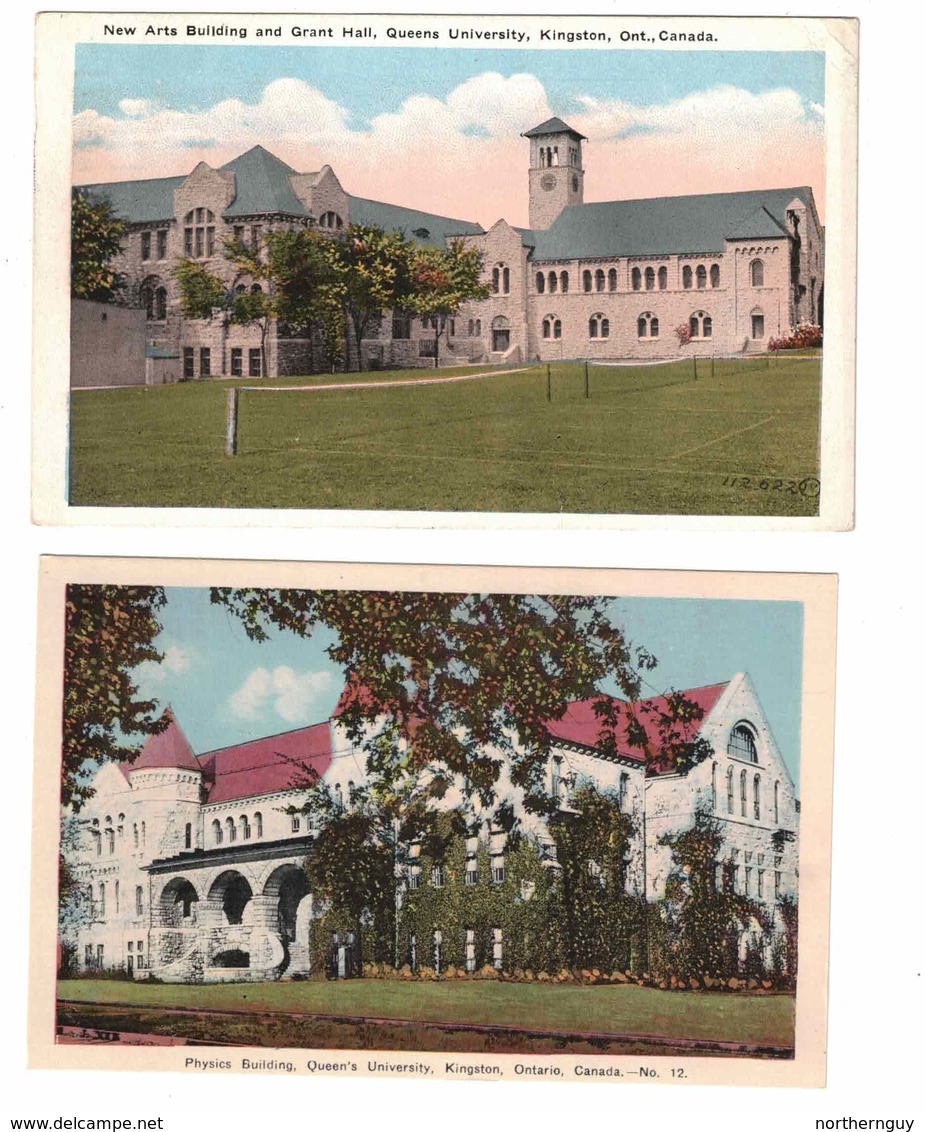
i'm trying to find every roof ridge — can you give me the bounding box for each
[199,718,332,759]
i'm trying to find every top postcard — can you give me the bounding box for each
[32,13,858,529]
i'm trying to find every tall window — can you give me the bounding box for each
[135,886,143,916]
[588,313,609,339]
[559,271,569,293]
[631,267,642,291]
[98,882,106,919]
[750,259,764,287]
[183,208,215,259]
[115,880,120,914]
[212,818,222,845]
[710,263,720,288]
[184,822,192,849]
[726,767,734,813]
[255,812,263,838]
[226,816,236,843]
[637,312,659,338]
[491,927,503,970]
[541,315,561,340]
[751,312,765,339]
[157,229,167,259]
[689,311,712,338]
[644,267,655,291]
[230,348,243,376]
[728,724,758,761]
[774,782,780,825]
[248,348,262,377]
[548,271,558,294]
[682,265,693,289]
[658,266,668,290]
[711,763,718,810]
[536,272,545,294]
[583,270,592,293]
[619,772,630,812]
[133,823,138,849]
[183,347,194,379]
[141,231,151,261]
[740,770,748,817]
[696,265,707,289]
[595,269,605,292]
[431,863,445,889]
[608,267,618,292]
[199,348,210,377]
[241,815,250,840]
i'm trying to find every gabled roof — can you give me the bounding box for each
[347,195,484,247]
[219,145,310,218]
[75,174,186,225]
[198,720,332,805]
[530,188,810,260]
[129,710,200,774]
[546,682,729,774]
[522,116,587,141]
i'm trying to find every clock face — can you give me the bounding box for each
[572,174,579,193]
[540,173,556,192]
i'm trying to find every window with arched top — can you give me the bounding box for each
[728,724,758,762]
[335,783,344,808]
[559,270,569,293]
[502,266,510,293]
[689,310,712,339]
[588,313,609,339]
[696,265,707,289]
[582,270,592,293]
[184,822,192,849]
[740,769,748,817]
[608,267,618,292]
[631,267,642,291]
[475,319,481,336]
[637,312,659,339]
[645,267,655,291]
[226,816,236,843]
[319,211,343,229]
[726,767,734,813]
[750,259,764,287]
[491,266,500,294]
[241,815,250,840]
[774,782,780,825]
[106,829,114,854]
[595,269,605,292]
[658,266,668,290]
[710,263,720,288]
[255,812,263,838]
[682,265,693,289]
[133,823,138,848]
[183,208,215,258]
[212,819,222,845]
[753,775,761,820]
[536,272,545,294]
[541,315,562,340]
[548,271,558,294]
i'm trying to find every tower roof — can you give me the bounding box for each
[522,116,587,141]
[130,709,201,774]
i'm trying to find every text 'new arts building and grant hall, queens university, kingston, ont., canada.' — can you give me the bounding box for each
[65,672,798,985]
[71,114,824,382]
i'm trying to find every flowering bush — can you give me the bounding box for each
[768,322,822,351]
[675,323,691,347]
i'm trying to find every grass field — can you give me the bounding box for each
[68,356,822,515]
[58,979,795,1054]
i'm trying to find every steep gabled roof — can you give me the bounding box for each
[530,188,810,260]
[522,117,587,141]
[219,145,310,218]
[198,720,332,804]
[75,174,186,224]
[347,195,484,247]
[129,710,200,774]
[546,682,729,774]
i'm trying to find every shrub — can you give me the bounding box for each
[769,322,822,351]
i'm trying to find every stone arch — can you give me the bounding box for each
[262,864,312,944]
[156,876,200,927]
[208,870,253,926]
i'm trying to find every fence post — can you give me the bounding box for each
[584,359,590,399]
[711,354,715,380]
[225,387,239,457]
[546,364,552,403]
[693,357,697,380]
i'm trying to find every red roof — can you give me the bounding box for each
[546,682,728,769]
[129,710,200,774]
[197,720,333,805]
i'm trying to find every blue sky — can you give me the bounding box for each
[133,589,803,780]
[74,44,825,126]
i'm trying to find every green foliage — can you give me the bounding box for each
[406,240,491,368]
[265,228,346,364]
[70,191,126,301]
[62,585,168,811]
[171,259,226,320]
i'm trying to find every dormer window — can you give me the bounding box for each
[728,723,758,763]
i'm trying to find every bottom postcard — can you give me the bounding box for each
[29,559,836,1087]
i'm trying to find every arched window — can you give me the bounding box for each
[631,267,642,291]
[595,269,605,292]
[645,267,655,291]
[335,783,344,809]
[184,822,192,849]
[689,311,712,339]
[588,313,609,339]
[753,775,761,820]
[559,270,569,293]
[141,278,166,322]
[682,265,693,289]
[115,880,119,913]
[726,768,734,813]
[319,211,343,229]
[728,724,759,762]
[703,315,712,338]
[106,828,114,855]
[658,266,668,290]
[542,315,562,340]
[710,263,720,288]
[183,208,215,258]
[241,815,250,840]
[740,770,748,817]
[155,287,167,320]
[502,266,510,294]
[212,819,222,845]
[226,816,236,843]
[637,312,659,338]
[491,266,500,294]
[750,259,764,287]
[548,271,558,294]
[475,319,481,337]
[133,823,138,849]
[348,781,356,805]
[250,283,262,294]
[608,267,618,292]
[774,782,780,825]
[711,762,718,810]
[141,821,146,846]
[98,882,106,919]
[255,812,263,838]
[696,265,707,289]
[536,272,545,294]
[582,270,592,293]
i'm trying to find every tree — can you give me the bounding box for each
[210,589,713,814]
[171,259,226,321]
[407,240,491,368]
[70,191,126,301]
[58,816,94,975]
[62,585,167,811]
[333,225,415,371]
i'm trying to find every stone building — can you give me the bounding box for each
[74,115,823,378]
[65,672,799,983]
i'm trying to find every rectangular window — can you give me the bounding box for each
[408,868,421,890]
[744,867,752,896]
[184,228,193,256]
[751,314,765,339]
[391,314,411,340]
[491,857,506,885]
[291,816,301,832]
[127,941,133,952]
[183,347,194,379]
[194,228,204,258]
[206,227,215,257]
[774,871,781,899]
[141,231,151,260]
[199,348,211,377]
[465,864,478,886]
[230,348,243,377]
[248,348,262,377]
[465,929,476,973]
[492,928,503,970]
[157,229,167,259]
[431,864,445,889]
[233,225,245,245]
[250,225,262,250]
[758,870,764,898]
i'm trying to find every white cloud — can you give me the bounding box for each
[228,666,332,724]
[133,643,193,685]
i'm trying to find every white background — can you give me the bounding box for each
[4,1,922,1129]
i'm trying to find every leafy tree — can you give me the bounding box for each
[171,259,226,320]
[70,191,126,301]
[62,585,167,810]
[407,240,490,368]
[210,589,713,814]
[333,225,415,371]
[58,816,93,974]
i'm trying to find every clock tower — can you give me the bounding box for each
[523,117,587,230]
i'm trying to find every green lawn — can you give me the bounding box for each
[68,356,821,515]
[58,978,794,1048]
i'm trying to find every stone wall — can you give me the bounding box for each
[70,300,146,388]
